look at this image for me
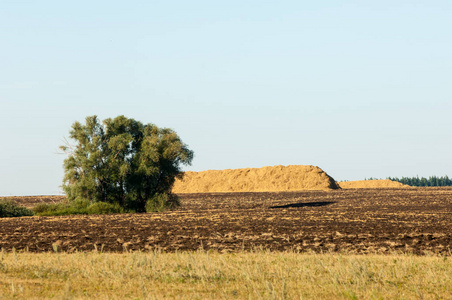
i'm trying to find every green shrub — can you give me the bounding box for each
[33,202,71,215]
[87,202,123,214]
[0,199,34,218]
[33,200,123,216]
[145,193,180,212]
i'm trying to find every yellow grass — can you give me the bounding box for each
[1,250,451,299]
[173,165,339,193]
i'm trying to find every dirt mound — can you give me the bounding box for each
[172,165,340,193]
[339,179,410,189]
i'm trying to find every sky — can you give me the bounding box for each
[1,0,451,196]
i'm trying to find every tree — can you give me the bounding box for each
[61,115,194,212]
[389,175,452,187]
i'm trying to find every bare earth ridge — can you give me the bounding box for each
[339,179,410,189]
[172,165,339,193]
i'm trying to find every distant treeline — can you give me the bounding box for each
[388,176,452,187]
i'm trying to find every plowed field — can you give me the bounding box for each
[1,188,452,255]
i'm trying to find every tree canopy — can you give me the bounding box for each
[61,115,194,212]
[388,176,452,187]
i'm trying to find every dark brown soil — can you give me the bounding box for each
[1,188,452,254]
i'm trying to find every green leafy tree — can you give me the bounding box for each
[61,115,194,212]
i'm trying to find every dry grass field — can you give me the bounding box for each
[1,250,451,299]
[1,187,452,298]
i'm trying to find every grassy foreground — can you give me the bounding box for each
[0,250,451,299]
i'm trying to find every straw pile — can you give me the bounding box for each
[172,165,340,193]
[339,179,409,189]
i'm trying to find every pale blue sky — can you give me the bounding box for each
[1,1,451,195]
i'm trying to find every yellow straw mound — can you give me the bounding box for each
[172,165,340,193]
[339,179,410,189]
